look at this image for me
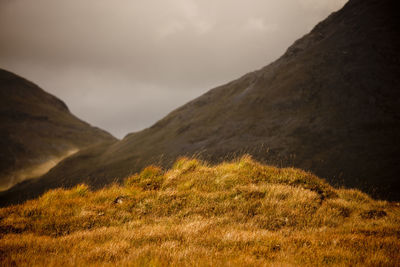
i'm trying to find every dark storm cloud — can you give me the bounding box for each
[0,0,347,138]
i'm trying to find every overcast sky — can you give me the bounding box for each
[0,0,348,138]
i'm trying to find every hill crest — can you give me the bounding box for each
[1,156,399,266]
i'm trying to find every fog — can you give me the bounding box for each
[0,0,347,138]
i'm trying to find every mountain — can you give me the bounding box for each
[1,0,399,205]
[0,69,116,191]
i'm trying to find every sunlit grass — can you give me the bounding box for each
[1,155,399,266]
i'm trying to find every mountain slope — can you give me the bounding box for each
[0,69,117,190]
[2,0,399,205]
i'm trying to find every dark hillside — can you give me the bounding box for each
[2,0,399,205]
[0,69,116,190]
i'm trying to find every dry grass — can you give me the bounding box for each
[1,155,399,266]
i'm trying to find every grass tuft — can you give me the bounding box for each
[125,166,165,191]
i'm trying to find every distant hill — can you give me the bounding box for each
[0,69,116,190]
[1,0,399,205]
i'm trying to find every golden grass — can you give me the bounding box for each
[1,155,399,266]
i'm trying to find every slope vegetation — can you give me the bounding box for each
[0,156,399,266]
[0,69,116,190]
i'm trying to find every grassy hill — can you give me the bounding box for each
[1,156,399,266]
[4,0,398,205]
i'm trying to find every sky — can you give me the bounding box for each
[0,0,348,138]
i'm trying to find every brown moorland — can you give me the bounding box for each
[1,156,399,266]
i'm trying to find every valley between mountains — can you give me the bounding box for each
[1,0,400,265]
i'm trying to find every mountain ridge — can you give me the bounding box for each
[0,68,117,191]
[1,0,399,205]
